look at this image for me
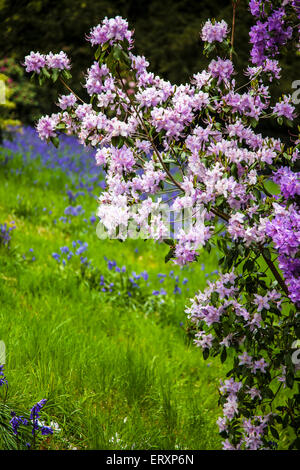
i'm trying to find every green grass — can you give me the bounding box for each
[0,149,226,450]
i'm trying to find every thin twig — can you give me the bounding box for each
[230,0,240,61]
[59,77,85,103]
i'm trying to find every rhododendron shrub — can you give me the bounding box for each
[23,3,300,450]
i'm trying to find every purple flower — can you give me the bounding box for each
[87,16,133,48]
[46,51,71,70]
[36,115,57,141]
[57,94,77,110]
[273,95,296,120]
[0,223,15,248]
[201,20,229,43]
[174,285,182,294]
[208,58,234,83]
[24,51,46,73]
[52,252,61,262]
[0,365,8,386]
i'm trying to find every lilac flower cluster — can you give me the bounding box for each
[249,1,299,66]
[218,378,272,450]
[266,203,300,304]
[57,94,77,110]
[201,20,229,43]
[24,51,71,73]
[272,95,296,120]
[87,16,133,48]
[272,167,300,199]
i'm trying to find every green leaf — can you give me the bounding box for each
[50,136,60,148]
[95,45,102,60]
[221,347,227,363]
[42,67,50,78]
[270,426,279,440]
[52,69,60,83]
[203,349,209,360]
[165,246,175,263]
[62,70,72,80]
[38,74,46,86]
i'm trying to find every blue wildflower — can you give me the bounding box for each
[107,260,116,270]
[174,285,182,294]
[52,253,61,262]
[0,365,7,387]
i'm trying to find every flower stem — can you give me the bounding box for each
[230,0,240,61]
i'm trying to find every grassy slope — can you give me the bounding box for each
[0,147,227,450]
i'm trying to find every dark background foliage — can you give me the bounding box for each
[0,0,299,138]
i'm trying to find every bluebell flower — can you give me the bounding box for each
[140,271,148,281]
[174,285,182,294]
[107,260,116,270]
[52,253,61,262]
[0,365,7,386]
[132,271,141,280]
[76,243,88,255]
[64,205,84,216]
[41,426,53,436]
[0,223,15,248]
